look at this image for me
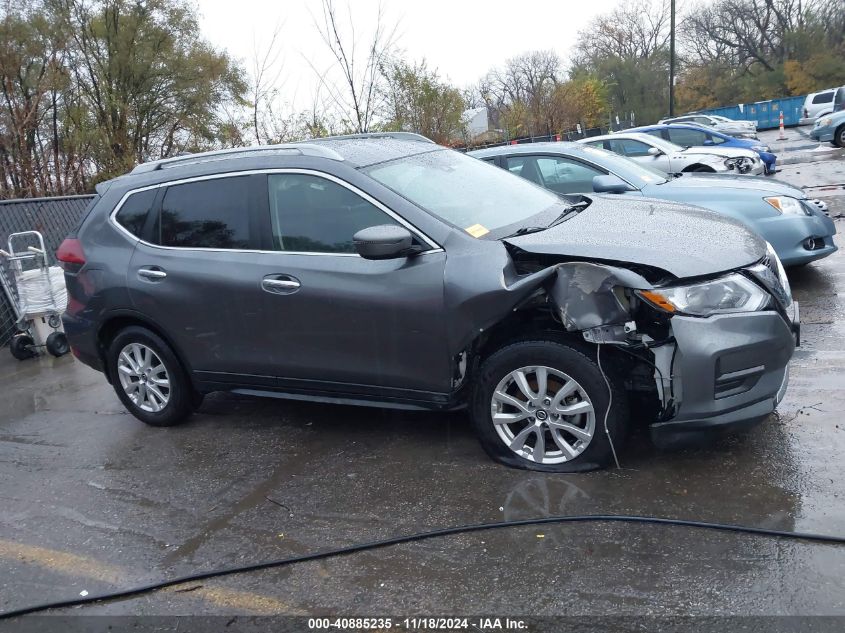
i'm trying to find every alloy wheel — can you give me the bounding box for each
[490,365,596,464]
[117,343,171,413]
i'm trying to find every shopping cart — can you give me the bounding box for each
[0,231,69,359]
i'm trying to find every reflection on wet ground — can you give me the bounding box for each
[0,221,843,617]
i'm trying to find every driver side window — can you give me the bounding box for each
[667,128,707,146]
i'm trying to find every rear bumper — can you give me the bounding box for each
[651,309,796,437]
[62,312,104,372]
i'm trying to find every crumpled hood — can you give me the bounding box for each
[659,173,804,197]
[504,195,767,279]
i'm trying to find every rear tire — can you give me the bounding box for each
[470,340,628,472]
[106,326,193,427]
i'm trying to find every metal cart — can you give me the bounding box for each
[0,231,69,359]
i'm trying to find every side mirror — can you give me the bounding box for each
[703,139,715,146]
[353,225,416,260]
[647,146,662,156]
[592,175,634,194]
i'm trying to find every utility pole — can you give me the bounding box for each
[669,0,676,116]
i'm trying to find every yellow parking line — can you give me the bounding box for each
[0,538,302,614]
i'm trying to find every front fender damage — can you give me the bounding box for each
[443,239,676,417]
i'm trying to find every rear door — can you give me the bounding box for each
[126,173,277,384]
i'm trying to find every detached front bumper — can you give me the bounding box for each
[651,308,797,438]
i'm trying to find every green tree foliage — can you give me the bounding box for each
[0,0,246,197]
[678,0,845,111]
[380,59,466,145]
[571,0,671,125]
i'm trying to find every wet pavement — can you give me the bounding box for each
[0,198,844,620]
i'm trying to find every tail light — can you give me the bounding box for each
[803,108,808,118]
[56,238,86,273]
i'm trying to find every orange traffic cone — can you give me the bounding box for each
[778,111,786,140]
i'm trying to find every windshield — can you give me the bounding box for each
[578,145,669,185]
[364,149,565,235]
[634,134,685,153]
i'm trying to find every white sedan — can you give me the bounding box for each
[578,132,765,175]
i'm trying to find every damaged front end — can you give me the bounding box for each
[446,233,795,436]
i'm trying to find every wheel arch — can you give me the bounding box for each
[681,163,715,173]
[96,311,195,387]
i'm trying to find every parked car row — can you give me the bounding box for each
[622,124,777,174]
[60,132,826,474]
[659,113,759,139]
[579,132,766,175]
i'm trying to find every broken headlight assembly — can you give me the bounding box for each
[637,273,769,317]
[764,195,808,216]
[724,157,753,173]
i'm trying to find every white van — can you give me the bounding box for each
[800,88,838,125]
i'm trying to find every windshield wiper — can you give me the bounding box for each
[500,200,592,240]
[500,226,547,239]
[547,200,591,228]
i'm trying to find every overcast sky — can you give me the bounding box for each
[197,0,625,111]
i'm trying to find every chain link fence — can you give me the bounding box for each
[0,195,95,347]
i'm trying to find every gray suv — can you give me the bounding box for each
[58,133,799,472]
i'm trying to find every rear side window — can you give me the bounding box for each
[115,189,157,238]
[158,177,251,249]
[666,127,707,146]
[267,174,398,253]
[812,92,834,104]
[608,138,652,157]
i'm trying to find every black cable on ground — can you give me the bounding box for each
[2,514,845,619]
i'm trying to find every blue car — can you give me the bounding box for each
[469,142,836,267]
[810,110,845,147]
[627,124,777,174]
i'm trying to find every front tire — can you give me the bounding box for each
[470,340,628,472]
[834,125,845,148]
[106,326,193,427]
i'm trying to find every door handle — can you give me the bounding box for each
[262,276,300,294]
[137,267,167,280]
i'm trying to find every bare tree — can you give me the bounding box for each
[249,22,285,145]
[310,0,398,133]
[481,50,563,137]
[573,0,672,63]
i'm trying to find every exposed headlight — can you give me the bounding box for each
[725,157,753,172]
[764,196,807,215]
[818,117,832,127]
[638,274,770,317]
